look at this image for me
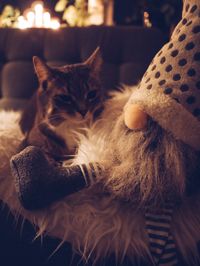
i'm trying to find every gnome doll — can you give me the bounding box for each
[10,0,200,265]
[123,0,200,264]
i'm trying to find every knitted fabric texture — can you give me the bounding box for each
[145,205,178,266]
[10,146,98,210]
[126,0,200,150]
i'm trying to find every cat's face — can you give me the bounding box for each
[33,48,103,126]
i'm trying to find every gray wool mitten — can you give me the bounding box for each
[10,146,97,210]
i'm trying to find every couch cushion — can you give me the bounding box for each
[0,26,166,109]
[1,61,37,99]
[0,98,28,110]
[5,28,45,61]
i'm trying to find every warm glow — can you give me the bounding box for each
[43,12,51,28]
[26,11,35,27]
[50,18,60,30]
[88,0,104,25]
[88,0,97,8]
[18,16,29,29]
[16,1,60,30]
[33,3,43,13]
[33,3,43,27]
[143,11,152,28]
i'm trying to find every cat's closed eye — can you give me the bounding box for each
[54,94,73,105]
[86,90,98,101]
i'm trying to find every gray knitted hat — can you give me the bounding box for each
[127,0,200,150]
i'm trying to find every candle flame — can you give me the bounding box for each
[50,19,60,30]
[16,1,60,30]
[26,11,35,27]
[18,16,28,29]
[88,0,104,25]
[43,12,51,28]
[34,3,43,13]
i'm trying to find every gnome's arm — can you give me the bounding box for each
[10,146,99,210]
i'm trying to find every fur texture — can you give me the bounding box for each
[0,89,200,265]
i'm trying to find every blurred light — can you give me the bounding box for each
[104,0,114,26]
[33,3,43,13]
[143,11,152,28]
[88,0,104,25]
[43,12,51,28]
[18,16,29,29]
[50,18,60,30]
[15,1,60,30]
[26,11,35,27]
[33,2,43,27]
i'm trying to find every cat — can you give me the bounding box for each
[19,47,104,161]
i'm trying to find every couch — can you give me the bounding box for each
[0,26,165,110]
[0,26,166,266]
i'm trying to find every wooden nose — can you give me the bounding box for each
[124,104,148,130]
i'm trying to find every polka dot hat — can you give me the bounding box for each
[127,0,200,150]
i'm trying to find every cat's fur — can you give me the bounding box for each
[19,48,104,160]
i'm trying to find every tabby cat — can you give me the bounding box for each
[19,47,104,161]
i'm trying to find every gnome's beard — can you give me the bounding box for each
[100,115,200,208]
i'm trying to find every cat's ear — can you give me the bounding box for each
[33,56,52,82]
[85,47,103,76]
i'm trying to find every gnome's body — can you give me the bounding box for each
[3,0,200,265]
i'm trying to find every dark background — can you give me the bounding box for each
[0,0,183,35]
[0,0,54,10]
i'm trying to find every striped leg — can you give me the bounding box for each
[159,232,178,266]
[145,205,178,266]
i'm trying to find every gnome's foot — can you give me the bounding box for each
[10,146,95,210]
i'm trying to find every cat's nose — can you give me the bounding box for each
[79,109,88,117]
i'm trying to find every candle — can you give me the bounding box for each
[16,1,61,30]
[26,11,35,27]
[34,2,44,27]
[43,12,51,28]
[50,18,60,30]
[18,16,28,29]
[88,0,104,25]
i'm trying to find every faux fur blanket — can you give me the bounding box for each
[0,111,200,265]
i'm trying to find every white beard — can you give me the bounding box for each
[72,87,134,165]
